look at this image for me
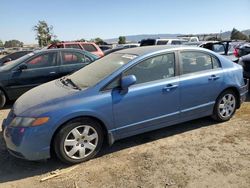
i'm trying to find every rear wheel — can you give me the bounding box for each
[0,89,6,109]
[54,118,104,164]
[212,90,237,122]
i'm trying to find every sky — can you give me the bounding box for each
[0,0,249,44]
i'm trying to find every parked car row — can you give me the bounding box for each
[2,46,249,164]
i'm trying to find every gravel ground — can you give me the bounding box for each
[0,95,249,188]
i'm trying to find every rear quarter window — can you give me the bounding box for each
[82,44,97,52]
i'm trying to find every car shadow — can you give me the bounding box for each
[0,116,220,183]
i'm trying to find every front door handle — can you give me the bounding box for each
[49,71,57,74]
[208,75,220,81]
[162,84,178,92]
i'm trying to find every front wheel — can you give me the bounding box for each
[54,118,104,164]
[212,90,237,122]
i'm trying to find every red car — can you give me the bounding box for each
[48,41,104,57]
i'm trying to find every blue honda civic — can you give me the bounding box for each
[2,46,248,164]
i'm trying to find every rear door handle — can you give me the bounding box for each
[49,71,57,74]
[208,75,220,81]
[162,84,178,92]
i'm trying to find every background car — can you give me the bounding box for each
[48,41,104,57]
[140,38,187,46]
[0,50,33,66]
[2,46,248,164]
[238,53,250,81]
[199,41,239,62]
[234,43,250,58]
[0,48,98,108]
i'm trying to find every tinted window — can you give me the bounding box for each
[140,39,156,46]
[171,40,182,45]
[124,53,175,85]
[82,44,97,52]
[62,52,86,65]
[65,44,82,49]
[180,51,220,74]
[26,53,57,69]
[156,40,168,45]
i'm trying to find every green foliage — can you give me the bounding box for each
[118,36,126,44]
[33,20,55,47]
[94,38,104,45]
[0,40,3,47]
[77,38,86,42]
[231,28,248,40]
[4,40,23,48]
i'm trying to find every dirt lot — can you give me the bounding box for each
[0,95,249,188]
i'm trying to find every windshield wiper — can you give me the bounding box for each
[60,77,81,90]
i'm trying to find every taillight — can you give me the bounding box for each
[234,48,239,57]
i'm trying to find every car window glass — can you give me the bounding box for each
[156,40,168,45]
[82,44,97,52]
[26,53,57,69]
[171,40,182,45]
[65,44,81,49]
[212,44,225,53]
[180,51,213,74]
[62,52,86,65]
[124,53,175,85]
[212,57,220,69]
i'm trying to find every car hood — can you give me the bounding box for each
[13,80,78,115]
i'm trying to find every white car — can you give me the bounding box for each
[140,38,187,46]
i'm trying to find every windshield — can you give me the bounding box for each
[68,53,137,89]
[1,52,35,69]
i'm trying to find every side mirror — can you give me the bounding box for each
[120,75,136,93]
[3,58,12,63]
[17,64,28,72]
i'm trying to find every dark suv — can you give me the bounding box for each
[0,48,98,108]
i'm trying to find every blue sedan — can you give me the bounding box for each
[2,46,248,164]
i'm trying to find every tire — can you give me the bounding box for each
[54,118,104,164]
[212,90,237,122]
[0,89,6,109]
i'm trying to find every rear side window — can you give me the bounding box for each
[82,44,97,52]
[156,40,168,45]
[26,53,57,69]
[61,52,87,65]
[124,53,175,85]
[140,39,156,46]
[180,51,220,75]
[171,40,182,45]
[65,44,82,49]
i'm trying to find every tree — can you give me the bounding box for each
[0,40,3,47]
[33,20,55,47]
[231,28,248,40]
[4,40,23,48]
[118,36,126,44]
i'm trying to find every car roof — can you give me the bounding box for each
[35,48,88,54]
[113,45,203,56]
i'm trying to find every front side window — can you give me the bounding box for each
[156,40,168,45]
[124,53,175,85]
[61,52,86,65]
[26,53,57,69]
[180,51,220,75]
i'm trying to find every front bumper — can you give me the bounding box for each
[2,120,51,161]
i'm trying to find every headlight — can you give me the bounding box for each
[10,117,49,127]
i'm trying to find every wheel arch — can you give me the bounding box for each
[218,86,241,109]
